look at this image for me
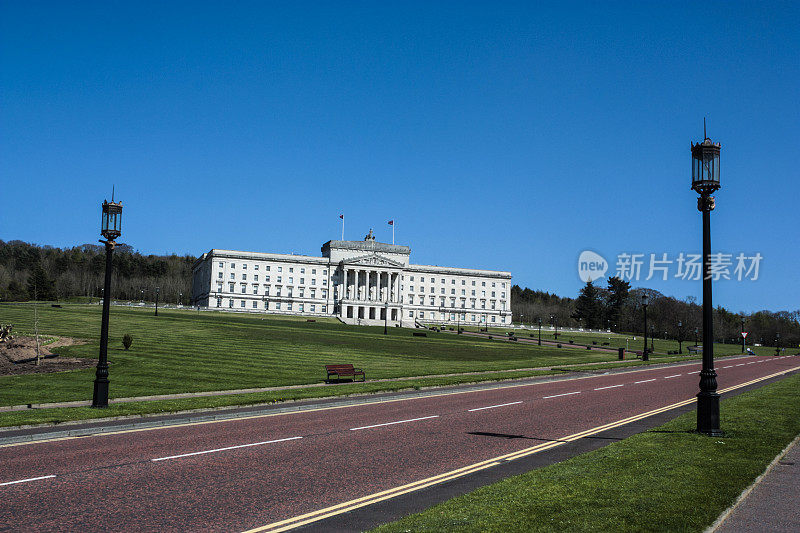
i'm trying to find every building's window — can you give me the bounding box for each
[491,301,496,310]
[299,303,304,312]
[265,276,270,282]
[441,278,445,284]
[252,301,257,308]
[254,275,259,281]
[240,300,246,308]
[461,289,465,295]
[300,278,305,285]
[321,305,326,313]
[429,296,435,306]
[451,288,455,295]
[440,297,446,306]
[312,269,316,274]
[287,288,293,297]
[231,263,236,269]
[472,280,476,286]
[241,284,246,294]
[451,279,455,284]
[278,266,282,272]
[309,304,315,312]
[230,273,235,280]
[311,279,316,286]
[502,317,506,323]
[289,267,294,273]
[321,289,327,298]
[301,268,305,274]
[409,295,415,304]
[289,277,294,284]
[492,315,496,322]
[471,290,475,296]
[440,288,445,294]
[409,310,414,317]
[492,282,496,287]
[266,265,270,271]
[218,272,223,279]
[323,269,328,275]
[216,297,222,308]
[410,276,415,281]
[420,311,425,318]
[481,300,486,309]
[450,314,455,320]
[219,262,224,268]
[430,287,434,293]
[276,302,281,310]
[482,281,486,286]
[462,280,466,285]
[420,277,425,283]
[491,291,496,297]
[229,283,235,292]
[264,285,270,296]
[502,282,506,288]
[471,299,476,308]
[217,283,223,292]
[287,302,293,311]
[471,314,476,321]
[229,300,234,308]
[276,287,282,296]
[254,265,259,270]
[299,288,305,297]
[277,276,282,283]
[252,286,258,295]
[409,286,414,292]
[264,300,269,308]
[322,279,327,285]
[243,264,247,270]
[242,274,247,280]
[482,290,486,297]
[310,289,316,298]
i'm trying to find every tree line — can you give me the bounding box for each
[0,240,195,304]
[511,278,800,349]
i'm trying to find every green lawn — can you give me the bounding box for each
[374,372,800,533]
[0,303,620,407]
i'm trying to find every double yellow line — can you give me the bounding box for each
[244,365,800,533]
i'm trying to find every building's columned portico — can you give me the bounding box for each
[338,252,405,325]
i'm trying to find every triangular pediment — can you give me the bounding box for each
[342,253,404,268]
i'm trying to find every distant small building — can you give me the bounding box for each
[192,230,512,327]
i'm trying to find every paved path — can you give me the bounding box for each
[0,355,797,532]
[714,435,800,533]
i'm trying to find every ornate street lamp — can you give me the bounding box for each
[383,300,388,335]
[678,321,683,354]
[641,294,649,361]
[155,286,160,316]
[775,333,780,357]
[692,120,722,436]
[538,317,542,346]
[740,317,745,353]
[93,195,123,408]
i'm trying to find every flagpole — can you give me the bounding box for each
[392,222,395,245]
[341,217,344,241]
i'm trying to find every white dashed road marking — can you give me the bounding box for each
[594,384,624,391]
[543,391,581,399]
[151,436,302,461]
[468,401,523,412]
[634,379,657,384]
[664,374,682,379]
[350,415,439,431]
[0,475,56,487]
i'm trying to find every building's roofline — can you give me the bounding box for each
[199,249,329,265]
[407,264,512,278]
[322,240,411,255]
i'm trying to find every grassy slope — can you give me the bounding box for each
[374,372,800,533]
[0,303,617,406]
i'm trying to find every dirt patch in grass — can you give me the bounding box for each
[0,336,92,376]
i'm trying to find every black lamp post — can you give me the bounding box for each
[651,325,655,353]
[155,286,159,316]
[179,292,183,307]
[692,121,722,436]
[538,317,542,346]
[93,195,122,408]
[740,318,745,353]
[383,300,388,335]
[678,321,683,354]
[775,333,780,356]
[641,294,649,361]
[695,327,699,347]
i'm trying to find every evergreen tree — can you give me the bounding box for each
[573,280,602,329]
[27,263,57,300]
[605,276,631,329]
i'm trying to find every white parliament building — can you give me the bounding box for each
[192,230,512,327]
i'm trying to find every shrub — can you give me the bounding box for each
[122,334,133,350]
[557,343,562,348]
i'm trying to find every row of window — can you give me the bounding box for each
[406,276,505,289]
[408,310,505,323]
[406,295,505,310]
[216,283,328,298]
[219,272,329,286]
[218,261,327,277]
[408,286,504,298]
[216,297,327,313]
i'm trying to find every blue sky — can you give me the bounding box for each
[1,1,798,313]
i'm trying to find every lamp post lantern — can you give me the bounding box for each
[155,287,159,316]
[678,321,683,354]
[692,121,722,436]
[641,294,649,361]
[538,317,542,346]
[93,196,122,408]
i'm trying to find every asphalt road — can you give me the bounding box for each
[1,355,798,532]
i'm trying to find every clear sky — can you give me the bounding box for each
[1,1,798,313]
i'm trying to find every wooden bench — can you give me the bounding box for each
[687,346,701,354]
[325,364,365,383]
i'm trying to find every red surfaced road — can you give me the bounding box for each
[1,356,798,532]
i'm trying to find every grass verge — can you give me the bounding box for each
[373,372,800,533]
[0,369,559,428]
